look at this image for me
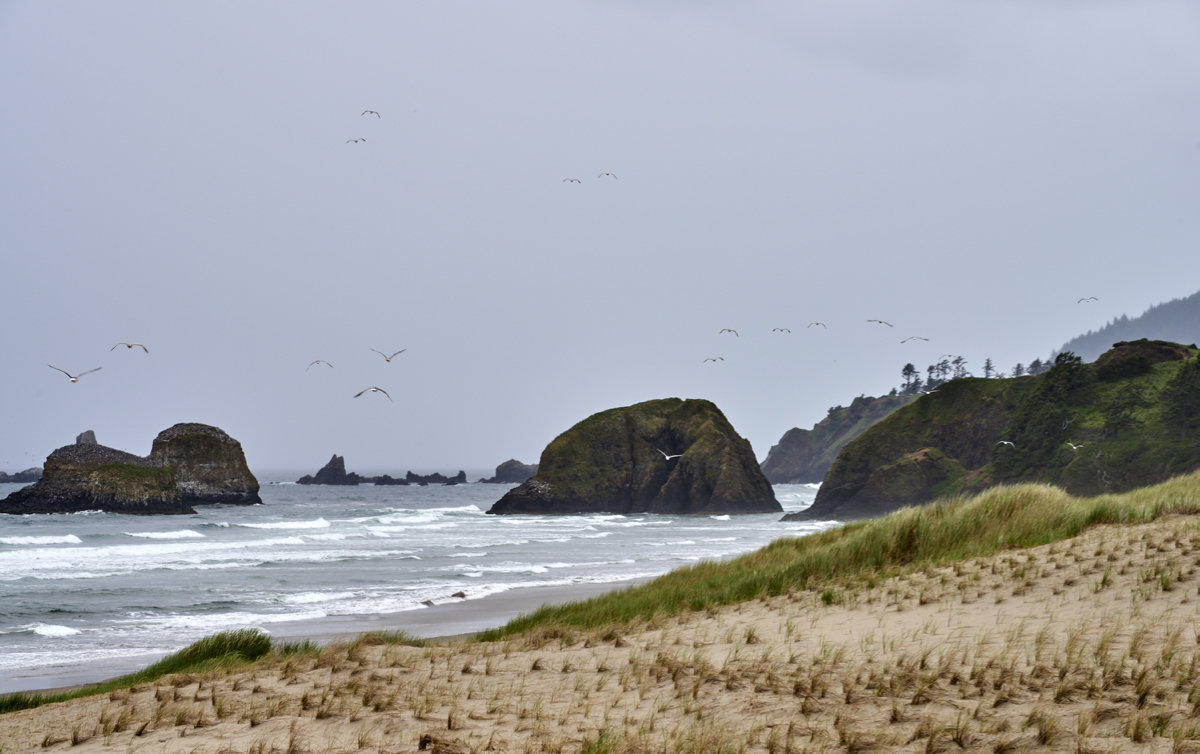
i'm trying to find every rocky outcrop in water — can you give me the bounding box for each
[297,456,466,486]
[0,423,260,515]
[479,459,538,484]
[488,398,780,515]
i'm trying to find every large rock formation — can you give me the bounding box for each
[480,459,538,484]
[761,394,917,483]
[488,398,780,515]
[786,341,1200,521]
[0,423,260,515]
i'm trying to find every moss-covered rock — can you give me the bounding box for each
[789,340,1200,521]
[488,398,780,515]
[0,423,259,515]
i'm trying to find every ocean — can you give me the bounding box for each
[0,477,830,692]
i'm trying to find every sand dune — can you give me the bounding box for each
[5,515,1200,752]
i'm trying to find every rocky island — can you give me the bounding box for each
[0,424,260,515]
[788,340,1200,521]
[479,459,537,484]
[488,398,780,515]
[297,455,467,485]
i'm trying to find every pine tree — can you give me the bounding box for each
[982,358,995,378]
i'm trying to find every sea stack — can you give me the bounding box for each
[488,398,780,515]
[0,423,260,515]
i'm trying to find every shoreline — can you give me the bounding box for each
[0,577,649,696]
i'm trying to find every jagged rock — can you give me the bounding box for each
[488,398,780,515]
[76,430,97,445]
[297,454,361,485]
[406,470,467,485]
[0,423,260,515]
[479,459,538,484]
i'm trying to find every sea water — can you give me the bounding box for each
[0,478,830,691]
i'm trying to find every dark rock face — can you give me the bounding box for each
[488,398,780,515]
[761,394,917,483]
[480,459,538,484]
[76,430,97,445]
[0,468,42,484]
[297,454,361,485]
[296,457,466,486]
[0,423,259,515]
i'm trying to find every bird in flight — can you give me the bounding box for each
[867,319,893,327]
[719,328,739,336]
[1066,442,1085,451]
[346,138,366,144]
[597,172,618,179]
[1077,297,1098,303]
[111,342,149,353]
[306,360,333,371]
[48,365,101,383]
[772,328,791,333]
[656,448,682,460]
[562,177,582,183]
[354,387,393,401]
[807,322,827,329]
[370,348,406,362]
[995,440,1016,448]
[361,110,380,118]
[703,357,725,362]
[901,336,929,343]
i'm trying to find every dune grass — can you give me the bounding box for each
[0,628,272,715]
[477,469,1200,640]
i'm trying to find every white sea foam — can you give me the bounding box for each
[0,535,83,545]
[239,518,330,530]
[124,530,205,540]
[31,623,81,637]
[709,514,731,521]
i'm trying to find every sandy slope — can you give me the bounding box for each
[5,515,1200,753]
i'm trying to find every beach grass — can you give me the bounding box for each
[476,469,1200,639]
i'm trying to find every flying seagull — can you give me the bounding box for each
[901,336,929,343]
[48,365,101,383]
[111,342,149,353]
[346,138,366,144]
[562,177,582,183]
[306,360,333,371]
[807,322,827,329]
[772,328,792,333]
[1066,442,1085,451]
[656,448,682,460]
[719,328,739,336]
[370,348,407,362]
[361,110,380,118]
[995,440,1016,448]
[597,172,618,179]
[354,387,393,401]
[703,357,725,362]
[867,319,894,327]
[1077,296,1098,303]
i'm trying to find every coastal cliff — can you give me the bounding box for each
[761,394,917,483]
[488,398,780,515]
[789,340,1200,521]
[0,424,260,515]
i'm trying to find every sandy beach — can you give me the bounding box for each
[5,514,1200,752]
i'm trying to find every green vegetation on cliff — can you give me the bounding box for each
[803,340,1200,520]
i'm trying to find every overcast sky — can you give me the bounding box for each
[2,1,1198,476]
